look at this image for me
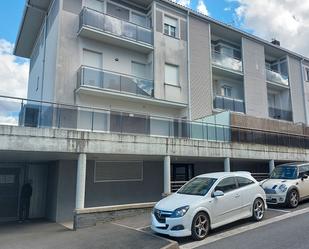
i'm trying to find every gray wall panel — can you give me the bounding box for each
[156,10,163,33]
[189,16,212,120]
[289,56,306,123]
[85,161,163,207]
[63,0,82,14]
[242,38,268,118]
[55,160,163,222]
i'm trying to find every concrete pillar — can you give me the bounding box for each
[224,158,231,172]
[163,155,171,195]
[76,153,87,209]
[269,159,275,173]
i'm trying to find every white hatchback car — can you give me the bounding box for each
[261,163,309,208]
[151,172,266,240]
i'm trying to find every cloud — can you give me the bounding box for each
[0,39,29,126]
[232,0,309,57]
[0,39,29,98]
[197,0,209,16]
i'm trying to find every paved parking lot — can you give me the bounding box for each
[1,200,309,249]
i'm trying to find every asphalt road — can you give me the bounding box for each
[197,211,309,249]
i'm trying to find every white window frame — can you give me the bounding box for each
[165,63,179,86]
[163,15,178,38]
[94,161,143,183]
[83,0,105,12]
[221,85,232,98]
[131,61,147,79]
[82,49,103,69]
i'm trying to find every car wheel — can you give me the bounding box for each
[286,189,299,208]
[252,198,265,221]
[191,212,210,241]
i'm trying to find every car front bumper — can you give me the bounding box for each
[266,193,287,204]
[150,213,192,237]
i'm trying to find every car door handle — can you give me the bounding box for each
[234,194,240,198]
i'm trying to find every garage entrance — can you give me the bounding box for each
[0,167,21,222]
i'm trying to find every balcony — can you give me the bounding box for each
[269,107,292,122]
[213,96,245,113]
[212,50,243,73]
[77,66,154,98]
[266,69,289,86]
[79,7,153,53]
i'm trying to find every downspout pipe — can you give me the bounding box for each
[300,59,309,125]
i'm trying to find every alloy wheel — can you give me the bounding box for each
[194,214,209,239]
[253,199,265,221]
[289,190,299,208]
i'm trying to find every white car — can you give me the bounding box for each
[151,172,266,240]
[261,163,309,208]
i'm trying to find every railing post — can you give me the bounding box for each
[163,155,171,196]
[20,99,24,126]
[57,104,61,128]
[91,110,94,131]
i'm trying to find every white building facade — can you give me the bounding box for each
[1,0,309,225]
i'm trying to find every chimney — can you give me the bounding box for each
[271,39,280,46]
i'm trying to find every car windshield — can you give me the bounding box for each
[177,177,217,196]
[270,166,298,180]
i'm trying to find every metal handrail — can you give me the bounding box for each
[215,95,244,103]
[79,65,153,82]
[211,50,242,61]
[81,7,152,31]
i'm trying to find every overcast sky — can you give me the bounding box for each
[0,0,309,99]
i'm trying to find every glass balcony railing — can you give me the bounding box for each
[1,95,309,148]
[266,69,289,86]
[213,96,245,113]
[79,7,153,46]
[269,107,292,122]
[78,66,154,98]
[212,50,243,72]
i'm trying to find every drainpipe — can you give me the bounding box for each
[186,10,192,120]
[300,59,309,125]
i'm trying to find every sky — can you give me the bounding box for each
[0,0,309,100]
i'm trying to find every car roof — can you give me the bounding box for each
[277,162,309,168]
[196,171,252,179]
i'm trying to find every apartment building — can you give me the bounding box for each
[1,0,309,225]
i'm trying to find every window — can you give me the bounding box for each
[305,68,309,82]
[106,2,129,21]
[94,161,143,182]
[84,0,104,12]
[131,12,148,28]
[236,177,254,188]
[165,64,179,86]
[215,177,237,193]
[221,85,232,97]
[299,165,309,178]
[83,49,102,69]
[164,16,177,38]
[131,61,147,79]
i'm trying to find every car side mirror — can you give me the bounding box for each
[302,174,308,180]
[212,190,224,198]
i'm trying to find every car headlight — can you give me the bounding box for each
[278,184,288,193]
[170,206,190,218]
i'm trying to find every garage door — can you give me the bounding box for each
[0,168,20,221]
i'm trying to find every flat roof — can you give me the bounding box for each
[14,0,309,62]
[14,0,51,58]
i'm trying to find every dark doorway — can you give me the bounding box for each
[172,164,194,181]
[0,168,21,221]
